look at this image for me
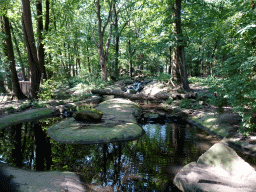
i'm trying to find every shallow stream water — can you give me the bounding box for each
[0,115,224,191]
[2,117,256,191]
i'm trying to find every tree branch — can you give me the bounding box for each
[102,0,113,35]
[91,31,100,48]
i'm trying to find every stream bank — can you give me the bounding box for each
[0,79,255,157]
[0,78,256,191]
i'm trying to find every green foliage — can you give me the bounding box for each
[31,101,48,108]
[155,73,172,82]
[4,106,15,114]
[179,99,203,110]
[17,100,48,111]
[39,79,58,101]
[17,101,30,111]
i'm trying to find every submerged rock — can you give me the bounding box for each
[174,142,256,192]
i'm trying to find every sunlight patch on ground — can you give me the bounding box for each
[205,118,217,123]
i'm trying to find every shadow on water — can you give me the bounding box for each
[0,116,222,191]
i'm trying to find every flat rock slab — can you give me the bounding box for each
[174,142,256,192]
[48,98,145,144]
[0,163,85,192]
[0,108,58,130]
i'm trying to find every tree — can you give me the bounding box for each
[36,0,47,80]
[11,22,28,81]
[21,0,41,98]
[169,0,190,91]
[91,0,114,81]
[2,13,27,99]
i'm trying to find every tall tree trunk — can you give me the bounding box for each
[252,0,255,9]
[168,46,172,74]
[128,33,136,78]
[114,2,119,79]
[2,15,27,99]
[128,39,133,77]
[11,23,28,81]
[36,0,46,80]
[209,40,218,76]
[169,3,181,82]
[0,72,7,93]
[100,55,108,80]
[45,0,50,31]
[173,0,190,91]
[87,46,91,73]
[21,0,41,98]
[91,0,113,81]
[172,47,181,81]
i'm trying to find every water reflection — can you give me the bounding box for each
[0,118,221,191]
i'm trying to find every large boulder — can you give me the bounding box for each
[174,142,256,192]
[47,98,145,144]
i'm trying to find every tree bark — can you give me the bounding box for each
[0,72,7,93]
[173,0,190,91]
[168,46,172,74]
[252,0,255,9]
[2,15,27,99]
[45,0,50,31]
[36,0,46,80]
[92,0,113,81]
[21,0,41,98]
[11,22,28,81]
[128,38,133,77]
[113,2,119,79]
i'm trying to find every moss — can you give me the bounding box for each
[0,108,57,130]
[191,114,231,138]
[89,108,103,115]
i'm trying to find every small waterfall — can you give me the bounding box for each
[125,81,143,93]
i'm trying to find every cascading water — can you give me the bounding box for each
[125,81,144,93]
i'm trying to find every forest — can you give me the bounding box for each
[0,0,256,134]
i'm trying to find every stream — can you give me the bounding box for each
[0,114,223,191]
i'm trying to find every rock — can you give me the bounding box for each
[0,108,59,130]
[174,142,256,192]
[144,113,159,119]
[48,98,145,144]
[172,93,197,100]
[127,89,137,94]
[175,111,188,119]
[121,86,127,92]
[73,109,103,122]
[170,107,188,119]
[142,81,169,96]
[217,113,241,125]
[199,100,204,105]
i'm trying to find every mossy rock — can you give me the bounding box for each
[73,109,103,122]
[48,98,145,144]
[0,108,58,129]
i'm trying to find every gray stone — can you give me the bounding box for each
[174,142,256,192]
[73,109,103,122]
[127,89,137,94]
[48,98,145,144]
